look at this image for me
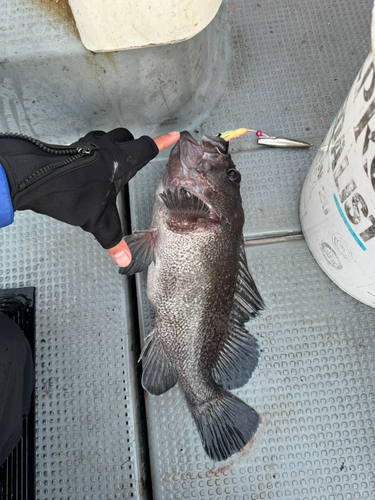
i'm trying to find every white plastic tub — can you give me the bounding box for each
[300,8,375,307]
[68,0,223,52]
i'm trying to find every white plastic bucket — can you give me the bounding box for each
[300,6,375,308]
[68,0,223,52]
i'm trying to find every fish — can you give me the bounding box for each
[119,131,265,461]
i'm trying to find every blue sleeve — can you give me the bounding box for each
[0,163,14,228]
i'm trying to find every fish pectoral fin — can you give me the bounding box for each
[118,229,157,276]
[159,188,211,219]
[212,243,265,390]
[190,389,259,462]
[140,329,178,396]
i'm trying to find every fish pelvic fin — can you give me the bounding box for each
[190,389,259,462]
[212,243,265,390]
[118,229,157,276]
[140,329,178,396]
[159,187,211,219]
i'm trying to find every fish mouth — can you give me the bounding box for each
[165,131,201,185]
[163,131,219,221]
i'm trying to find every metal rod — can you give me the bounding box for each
[244,233,304,247]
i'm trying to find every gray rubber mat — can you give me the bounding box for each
[201,0,373,152]
[0,211,147,500]
[134,239,375,499]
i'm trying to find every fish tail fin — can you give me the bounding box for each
[190,390,259,462]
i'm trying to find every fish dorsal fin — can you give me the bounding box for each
[212,243,265,390]
[140,328,178,395]
[159,187,210,219]
[118,229,157,276]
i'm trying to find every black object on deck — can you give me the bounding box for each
[0,287,35,500]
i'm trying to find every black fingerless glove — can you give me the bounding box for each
[0,129,159,248]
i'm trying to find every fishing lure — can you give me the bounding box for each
[219,128,312,148]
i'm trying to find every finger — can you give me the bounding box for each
[152,131,180,151]
[105,128,134,143]
[107,239,132,267]
[114,136,160,188]
[75,130,105,143]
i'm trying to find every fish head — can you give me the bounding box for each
[162,131,244,227]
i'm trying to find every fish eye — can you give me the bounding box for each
[227,169,241,182]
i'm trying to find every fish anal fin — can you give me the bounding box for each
[212,242,265,390]
[212,325,260,390]
[140,329,178,396]
[191,390,259,462]
[118,229,157,276]
[160,188,210,219]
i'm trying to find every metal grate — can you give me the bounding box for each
[0,287,36,500]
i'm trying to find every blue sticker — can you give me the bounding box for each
[333,193,366,251]
[0,163,14,228]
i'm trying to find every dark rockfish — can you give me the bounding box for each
[120,131,264,461]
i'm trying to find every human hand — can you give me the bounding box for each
[0,129,180,266]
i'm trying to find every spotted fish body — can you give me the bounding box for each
[120,131,264,461]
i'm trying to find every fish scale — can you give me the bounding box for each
[152,229,238,368]
[119,131,265,461]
